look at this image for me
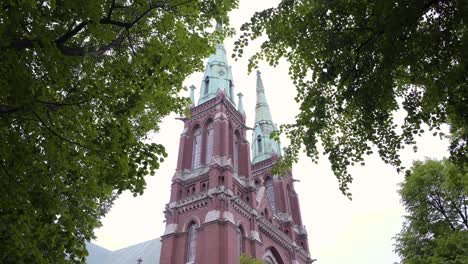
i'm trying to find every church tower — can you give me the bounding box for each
[159,32,312,264]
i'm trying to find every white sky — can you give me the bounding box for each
[93,1,450,263]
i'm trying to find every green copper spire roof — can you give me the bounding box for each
[254,70,273,123]
[237,92,245,114]
[197,24,235,105]
[251,70,281,164]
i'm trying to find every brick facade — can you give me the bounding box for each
[159,89,312,264]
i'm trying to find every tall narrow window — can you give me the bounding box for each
[187,223,197,262]
[257,135,263,153]
[204,77,210,95]
[229,80,234,99]
[234,133,239,170]
[265,177,276,212]
[206,122,214,163]
[192,128,202,169]
[238,225,244,256]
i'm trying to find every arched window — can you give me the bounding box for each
[265,177,276,212]
[192,128,202,169]
[257,135,263,153]
[206,122,214,163]
[263,248,282,264]
[204,77,210,95]
[229,80,234,99]
[238,225,244,256]
[234,133,239,170]
[187,223,197,262]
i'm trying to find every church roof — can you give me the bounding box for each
[254,70,273,124]
[86,238,161,264]
[197,24,236,106]
[251,71,282,164]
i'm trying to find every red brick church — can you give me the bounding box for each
[158,36,313,264]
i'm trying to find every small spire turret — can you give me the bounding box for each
[237,92,245,115]
[189,85,196,106]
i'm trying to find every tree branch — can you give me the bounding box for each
[0,105,25,114]
[428,193,456,231]
[55,21,89,46]
[32,111,87,150]
[449,197,468,229]
[4,0,195,56]
[37,99,88,110]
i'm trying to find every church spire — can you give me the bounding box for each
[198,23,235,105]
[254,70,273,123]
[251,70,281,164]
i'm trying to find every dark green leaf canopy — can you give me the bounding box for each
[395,159,467,263]
[0,0,237,262]
[236,0,467,197]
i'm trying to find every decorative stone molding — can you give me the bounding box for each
[173,167,210,181]
[212,155,233,168]
[164,223,178,235]
[181,127,189,136]
[223,211,235,224]
[168,201,177,209]
[176,192,209,208]
[252,158,275,172]
[232,196,252,213]
[294,224,308,236]
[250,230,262,243]
[275,212,293,223]
[231,197,253,220]
[232,174,256,190]
[190,97,218,117]
[204,210,221,223]
[214,111,228,121]
[296,247,310,260]
[256,186,265,204]
[178,200,209,214]
[257,217,294,251]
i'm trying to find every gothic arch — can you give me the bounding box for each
[264,176,276,213]
[192,126,202,169]
[202,117,214,129]
[263,247,284,264]
[233,130,241,171]
[237,224,245,256]
[228,121,234,161]
[183,216,201,232]
[203,118,214,164]
[186,221,198,263]
[190,123,202,135]
[256,134,263,153]
[204,76,210,95]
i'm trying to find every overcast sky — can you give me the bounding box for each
[93,1,450,263]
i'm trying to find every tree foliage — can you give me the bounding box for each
[235,0,467,196]
[395,159,468,263]
[0,0,236,262]
[240,254,265,264]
